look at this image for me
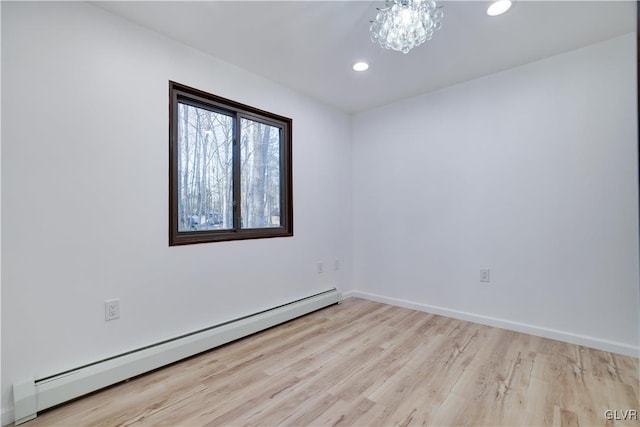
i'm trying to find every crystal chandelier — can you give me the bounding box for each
[370,0,444,54]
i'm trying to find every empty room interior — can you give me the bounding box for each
[2,0,639,426]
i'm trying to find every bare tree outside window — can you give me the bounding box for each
[169,82,292,245]
[241,118,281,229]
[177,104,233,232]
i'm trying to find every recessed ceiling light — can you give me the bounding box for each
[487,0,512,16]
[352,62,369,72]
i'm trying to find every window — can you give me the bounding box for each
[169,81,293,245]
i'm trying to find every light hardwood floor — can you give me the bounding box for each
[19,298,640,426]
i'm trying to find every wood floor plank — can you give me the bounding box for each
[18,298,639,427]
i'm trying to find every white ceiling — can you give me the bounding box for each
[93,1,635,113]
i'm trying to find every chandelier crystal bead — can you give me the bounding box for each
[370,0,443,54]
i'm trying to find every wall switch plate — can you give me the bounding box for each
[480,268,490,283]
[334,259,340,271]
[105,299,120,321]
[317,262,324,274]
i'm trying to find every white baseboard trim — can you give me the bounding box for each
[350,290,639,358]
[2,408,15,427]
[341,290,355,300]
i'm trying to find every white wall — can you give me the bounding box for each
[0,1,3,419]
[1,1,352,420]
[352,33,639,356]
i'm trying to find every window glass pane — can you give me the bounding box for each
[240,118,281,229]
[177,103,233,232]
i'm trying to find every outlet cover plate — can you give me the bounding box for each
[105,299,120,321]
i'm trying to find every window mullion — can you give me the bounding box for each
[232,114,242,232]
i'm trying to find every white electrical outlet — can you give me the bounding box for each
[334,259,340,271]
[480,268,490,283]
[104,299,120,321]
[317,262,324,274]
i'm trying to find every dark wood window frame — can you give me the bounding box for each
[169,81,293,246]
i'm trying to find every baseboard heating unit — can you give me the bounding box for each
[13,288,341,425]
